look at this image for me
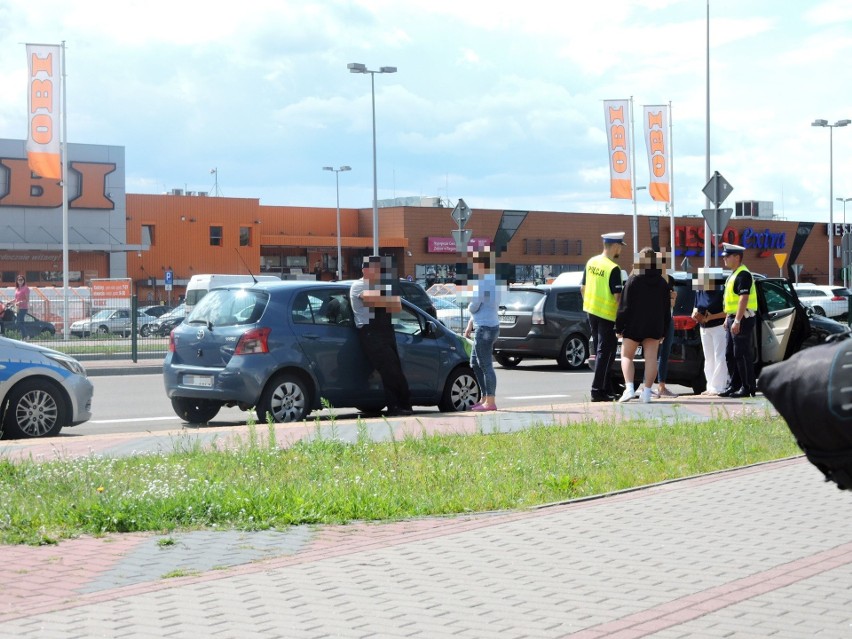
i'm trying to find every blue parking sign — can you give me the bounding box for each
[165,270,173,290]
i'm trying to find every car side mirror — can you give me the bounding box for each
[426,320,439,336]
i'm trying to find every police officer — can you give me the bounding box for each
[350,255,413,416]
[719,243,758,398]
[581,232,626,402]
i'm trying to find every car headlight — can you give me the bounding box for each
[45,353,87,376]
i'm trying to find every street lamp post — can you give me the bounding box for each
[348,62,397,256]
[837,196,852,288]
[836,197,852,227]
[812,118,851,286]
[323,165,351,280]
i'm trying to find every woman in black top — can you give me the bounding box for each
[615,248,672,403]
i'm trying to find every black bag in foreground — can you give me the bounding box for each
[758,336,852,490]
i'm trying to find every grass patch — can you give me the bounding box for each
[0,412,799,545]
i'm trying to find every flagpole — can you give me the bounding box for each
[61,41,69,341]
[669,101,675,263]
[630,96,638,254]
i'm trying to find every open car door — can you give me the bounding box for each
[756,278,810,365]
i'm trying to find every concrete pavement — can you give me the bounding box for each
[2,358,850,637]
[1,455,850,638]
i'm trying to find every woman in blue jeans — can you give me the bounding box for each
[464,249,501,412]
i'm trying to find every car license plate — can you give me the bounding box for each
[184,374,213,388]
[616,345,643,357]
[499,315,516,325]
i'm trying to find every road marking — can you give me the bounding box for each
[505,394,570,400]
[90,416,179,424]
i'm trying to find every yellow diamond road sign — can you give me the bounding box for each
[774,253,788,269]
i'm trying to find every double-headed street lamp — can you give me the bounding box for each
[348,62,397,256]
[323,165,351,280]
[812,118,851,286]
[836,197,852,227]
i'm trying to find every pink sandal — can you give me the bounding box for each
[471,404,497,412]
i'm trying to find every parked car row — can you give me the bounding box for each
[70,305,173,338]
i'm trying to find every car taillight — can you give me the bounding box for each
[832,296,846,302]
[235,327,271,355]
[672,315,697,331]
[532,297,546,325]
[168,331,176,352]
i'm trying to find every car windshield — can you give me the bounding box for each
[431,297,459,310]
[91,309,113,320]
[186,288,267,326]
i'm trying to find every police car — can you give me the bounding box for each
[0,336,93,438]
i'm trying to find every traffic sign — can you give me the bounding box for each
[843,234,852,268]
[773,253,787,269]
[791,263,804,281]
[451,229,472,252]
[702,171,733,207]
[451,198,472,226]
[164,269,174,291]
[700,208,733,237]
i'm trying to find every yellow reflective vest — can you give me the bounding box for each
[724,265,757,315]
[583,254,619,321]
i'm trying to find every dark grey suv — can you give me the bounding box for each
[492,285,591,369]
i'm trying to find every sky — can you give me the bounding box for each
[2,0,852,224]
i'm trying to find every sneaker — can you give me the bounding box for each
[639,388,660,398]
[640,387,653,403]
[657,388,678,398]
[618,389,634,403]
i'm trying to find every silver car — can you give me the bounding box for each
[0,336,93,438]
[70,308,157,337]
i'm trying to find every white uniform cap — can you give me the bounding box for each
[720,243,746,256]
[601,232,626,245]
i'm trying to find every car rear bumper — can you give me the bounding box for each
[494,334,562,358]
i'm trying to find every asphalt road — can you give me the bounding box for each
[65,364,694,438]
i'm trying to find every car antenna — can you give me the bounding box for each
[234,248,258,284]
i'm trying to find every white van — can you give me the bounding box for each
[185,274,280,311]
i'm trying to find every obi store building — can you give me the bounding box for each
[0,139,838,304]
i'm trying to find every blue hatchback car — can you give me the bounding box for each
[163,281,480,423]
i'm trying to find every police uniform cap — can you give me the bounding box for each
[601,232,626,245]
[720,243,745,256]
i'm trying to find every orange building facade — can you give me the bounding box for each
[0,139,843,305]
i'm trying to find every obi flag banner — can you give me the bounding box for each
[643,105,671,203]
[26,44,62,180]
[603,99,632,199]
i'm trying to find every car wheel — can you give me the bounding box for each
[255,373,311,423]
[97,325,110,335]
[813,306,826,316]
[495,354,523,368]
[2,379,66,439]
[438,367,480,412]
[170,397,221,424]
[557,333,589,370]
[140,324,152,337]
